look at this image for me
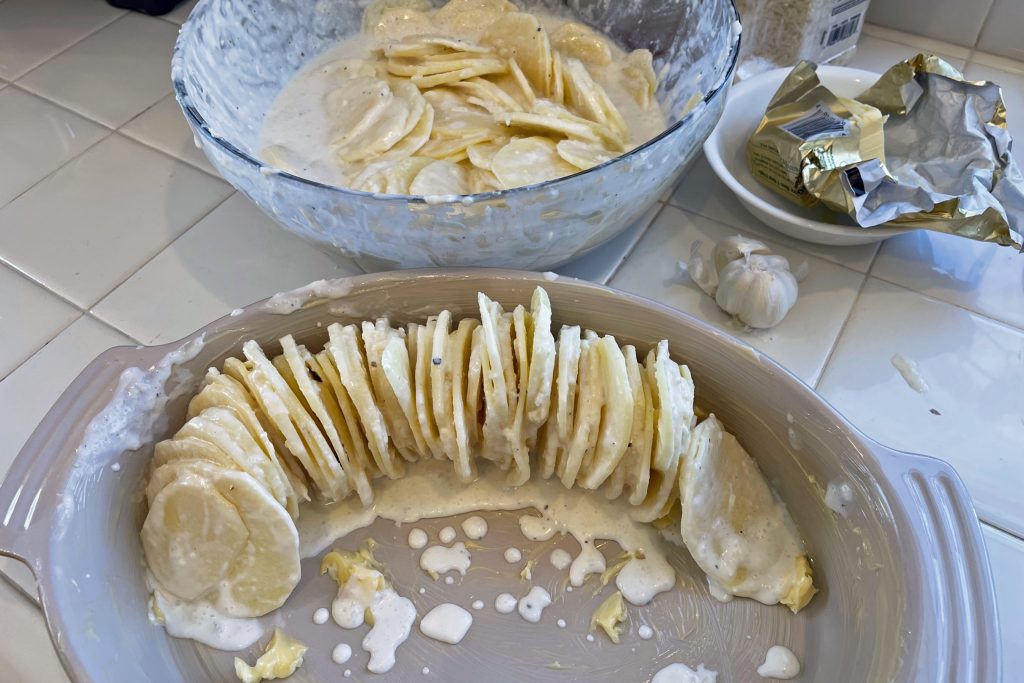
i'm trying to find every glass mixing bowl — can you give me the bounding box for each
[172,0,740,271]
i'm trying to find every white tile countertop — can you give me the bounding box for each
[1,3,1023,680]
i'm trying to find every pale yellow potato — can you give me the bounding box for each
[622,345,654,506]
[481,12,552,95]
[380,333,429,455]
[556,139,614,170]
[408,159,471,195]
[335,82,425,162]
[449,78,521,113]
[506,58,537,107]
[363,0,431,35]
[379,104,435,160]
[383,34,491,58]
[467,166,502,193]
[563,57,628,140]
[477,293,514,469]
[430,310,459,462]
[409,59,507,88]
[495,109,603,145]
[506,304,532,485]
[361,320,421,461]
[411,320,444,459]
[523,287,556,441]
[557,336,602,488]
[372,7,436,43]
[309,350,381,481]
[622,48,657,109]
[382,156,436,194]
[491,137,580,189]
[650,340,695,472]
[324,77,393,149]
[551,21,612,67]
[466,140,506,171]
[448,318,480,482]
[578,336,633,489]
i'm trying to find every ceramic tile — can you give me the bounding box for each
[864,2,991,50]
[977,0,1024,64]
[163,0,199,25]
[609,205,865,386]
[93,193,362,345]
[964,62,1024,150]
[816,278,1024,534]
[872,230,1024,330]
[984,524,1024,682]
[0,264,79,380]
[969,50,1024,78]
[861,24,971,65]
[0,134,232,308]
[17,13,179,128]
[0,87,109,207]
[0,578,69,680]
[846,34,965,75]
[0,0,123,81]
[557,202,663,284]
[0,315,132,599]
[121,94,216,176]
[669,155,880,273]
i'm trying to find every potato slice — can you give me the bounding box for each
[323,58,381,81]
[491,137,579,190]
[506,58,536,108]
[563,57,628,140]
[380,156,435,194]
[467,166,502,193]
[411,320,444,459]
[465,325,484,447]
[622,49,658,109]
[650,340,695,472]
[506,304,532,484]
[557,336,601,488]
[379,104,435,161]
[430,310,459,462]
[496,109,603,145]
[622,345,654,506]
[142,464,249,602]
[578,336,633,489]
[477,293,516,469]
[372,7,435,43]
[434,0,515,27]
[551,51,565,105]
[523,287,555,441]
[381,333,429,456]
[325,77,394,149]
[363,0,431,35]
[326,323,404,479]
[151,437,234,491]
[449,78,522,114]
[383,35,491,58]
[555,325,582,444]
[408,159,471,195]
[361,320,421,461]
[678,415,816,612]
[448,318,480,482]
[551,21,612,67]
[466,140,506,171]
[481,12,552,95]
[310,350,380,481]
[242,341,350,501]
[409,58,507,88]
[630,446,681,523]
[556,139,613,170]
[336,81,424,162]
[278,336,374,505]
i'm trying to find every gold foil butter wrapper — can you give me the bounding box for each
[747,56,1024,248]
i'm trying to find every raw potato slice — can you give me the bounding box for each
[551,51,565,105]
[557,336,602,488]
[448,318,480,482]
[325,77,394,149]
[481,13,552,95]
[622,345,654,506]
[578,336,633,489]
[151,437,234,489]
[450,78,521,114]
[532,100,624,151]
[379,105,434,160]
[418,127,493,161]
[326,324,404,479]
[323,58,381,81]
[409,159,470,195]
[506,304,532,485]
[630,445,681,523]
[310,351,379,481]
[496,109,603,145]
[491,137,580,189]
[555,325,583,444]
[411,321,444,459]
[243,341,350,501]
[434,0,514,26]
[465,325,484,447]
[551,21,612,67]
[477,293,514,468]
[409,59,507,88]
[523,287,555,440]
[622,49,657,109]
[563,57,628,140]
[650,340,695,472]
[388,55,500,79]
[380,333,428,455]
[383,35,491,58]
[361,321,421,461]
[506,59,537,108]
[336,82,424,162]
[142,465,249,602]
[678,415,816,612]
[430,310,459,462]
[381,156,435,194]
[468,166,502,193]
[429,99,502,140]
[556,139,613,170]
[363,0,431,34]
[278,336,374,506]
[466,140,506,171]
[212,467,301,617]
[372,7,436,43]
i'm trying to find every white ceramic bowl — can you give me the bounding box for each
[703,66,913,246]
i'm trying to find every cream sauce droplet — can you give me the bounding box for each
[420,542,471,577]
[503,547,523,563]
[408,528,428,549]
[494,593,517,614]
[460,515,488,540]
[757,645,800,679]
[331,642,352,664]
[419,603,473,644]
[517,586,552,623]
[313,607,329,625]
[439,526,457,544]
[549,548,572,570]
[569,541,606,586]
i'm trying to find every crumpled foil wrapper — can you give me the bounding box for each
[747,56,1024,248]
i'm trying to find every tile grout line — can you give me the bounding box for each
[7,10,128,84]
[84,311,144,346]
[811,249,879,391]
[0,257,90,315]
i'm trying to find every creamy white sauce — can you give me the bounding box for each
[331,642,353,664]
[586,634,595,642]
[825,480,855,517]
[615,554,676,606]
[460,515,488,540]
[494,593,517,614]
[651,663,719,683]
[152,590,262,651]
[556,618,567,628]
[444,576,455,585]
[420,542,472,577]
[408,527,429,549]
[757,645,800,679]
[419,603,474,644]
[569,540,606,587]
[364,588,417,673]
[344,669,351,677]
[313,607,330,624]
[519,514,558,541]
[891,353,930,393]
[503,547,523,563]
[517,586,552,623]
[471,599,484,610]
[638,624,654,639]
[439,525,457,544]
[550,548,573,570]
[707,578,734,604]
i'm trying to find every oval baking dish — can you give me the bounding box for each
[0,270,1000,681]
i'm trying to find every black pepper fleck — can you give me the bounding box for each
[432,357,442,365]
[929,408,941,415]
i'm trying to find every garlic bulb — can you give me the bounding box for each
[715,253,798,328]
[712,235,771,274]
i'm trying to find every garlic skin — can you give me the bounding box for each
[712,235,771,274]
[714,253,798,329]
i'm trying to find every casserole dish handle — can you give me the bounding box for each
[0,348,141,574]
[878,446,1001,683]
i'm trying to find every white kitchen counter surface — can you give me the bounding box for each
[0,3,1021,680]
